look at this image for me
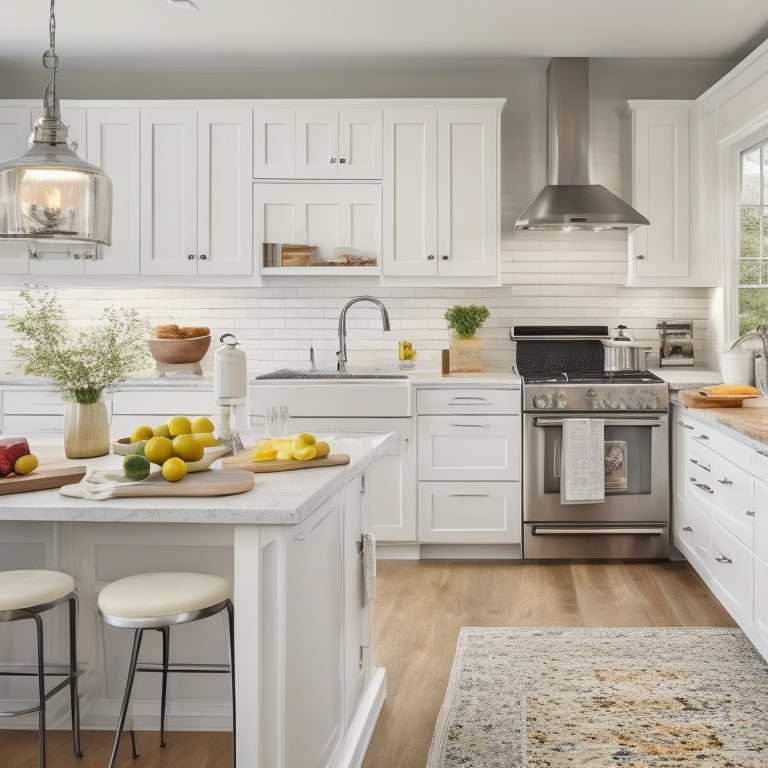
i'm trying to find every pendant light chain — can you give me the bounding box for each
[42,0,60,117]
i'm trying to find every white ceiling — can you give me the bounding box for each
[4,0,768,75]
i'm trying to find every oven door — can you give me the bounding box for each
[523,412,669,524]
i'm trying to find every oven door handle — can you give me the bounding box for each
[532,417,664,427]
[531,526,667,536]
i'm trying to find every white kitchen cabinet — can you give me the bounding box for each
[623,101,717,287]
[1,387,65,434]
[253,182,381,274]
[753,479,768,650]
[382,103,502,280]
[415,387,521,545]
[140,108,253,277]
[253,107,382,179]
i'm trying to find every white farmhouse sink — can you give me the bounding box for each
[250,370,412,417]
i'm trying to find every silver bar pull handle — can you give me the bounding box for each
[448,423,488,428]
[532,526,665,536]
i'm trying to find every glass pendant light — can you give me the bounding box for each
[0,0,112,245]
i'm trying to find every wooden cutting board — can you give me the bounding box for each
[679,389,757,409]
[60,469,255,499]
[221,451,351,473]
[0,465,87,495]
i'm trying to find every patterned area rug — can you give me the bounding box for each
[427,627,768,767]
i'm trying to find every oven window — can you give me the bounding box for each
[543,424,652,495]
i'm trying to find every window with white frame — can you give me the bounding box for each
[739,140,768,334]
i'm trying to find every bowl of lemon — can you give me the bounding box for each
[114,415,230,482]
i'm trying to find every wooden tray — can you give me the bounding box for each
[679,389,758,409]
[222,451,350,473]
[0,465,87,495]
[60,469,254,500]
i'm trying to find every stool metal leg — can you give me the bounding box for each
[159,626,169,748]
[226,601,236,768]
[67,595,82,758]
[107,629,144,768]
[33,612,46,768]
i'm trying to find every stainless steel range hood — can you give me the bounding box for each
[515,58,649,232]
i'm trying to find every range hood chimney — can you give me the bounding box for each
[515,57,649,232]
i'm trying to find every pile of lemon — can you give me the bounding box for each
[123,415,217,482]
[252,432,330,462]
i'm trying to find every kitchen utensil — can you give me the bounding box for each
[0,465,87,495]
[602,327,651,371]
[59,468,254,500]
[679,389,757,408]
[222,452,350,473]
[657,320,695,367]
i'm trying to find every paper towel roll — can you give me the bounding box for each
[721,349,755,385]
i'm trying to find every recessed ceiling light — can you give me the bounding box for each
[164,0,199,10]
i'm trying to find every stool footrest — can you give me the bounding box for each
[136,662,231,674]
[0,672,79,716]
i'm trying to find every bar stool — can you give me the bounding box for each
[98,571,235,768]
[0,569,82,768]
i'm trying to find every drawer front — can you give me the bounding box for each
[112,390,214,415]
[417,481,520,543]
[687,442,754,548]
[416,388,520,415]
[753,479,768,562]
[3,389,65,414]
[3,414,63,434]
[754,555,768,648]
[417,414,520,481]
[710,518,754,627]
[674,495,711,572]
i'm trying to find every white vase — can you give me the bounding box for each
[64,399,111,459]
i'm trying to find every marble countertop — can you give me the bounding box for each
[0,432,396,526]
[676,402,768,448]
[649,366,723,391]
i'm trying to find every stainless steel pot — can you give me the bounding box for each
[603,342,651,371]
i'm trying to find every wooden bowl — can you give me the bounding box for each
[147,335,211,364]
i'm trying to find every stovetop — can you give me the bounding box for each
[522,370,665,385]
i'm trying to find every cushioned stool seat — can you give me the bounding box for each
[0,569,82,768]
[98,572,235,768]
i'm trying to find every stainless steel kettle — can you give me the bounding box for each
[603,325,651,371]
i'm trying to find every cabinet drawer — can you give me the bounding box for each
[3,415,63,434]
[710,518,754,627]
[417,481,520,543]
[3,389,65,414]
[416,388,519,415]
[112,390,213,415]
[417,414,519,481]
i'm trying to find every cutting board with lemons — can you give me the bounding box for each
[222,451,350,473]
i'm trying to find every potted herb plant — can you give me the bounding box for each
[444,304,490,373]
[6,289,153,458]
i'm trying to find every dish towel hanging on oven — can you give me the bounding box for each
[560,418,605,504]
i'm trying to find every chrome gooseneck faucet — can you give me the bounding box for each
[337,296,391,373]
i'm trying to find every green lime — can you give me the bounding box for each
[123,454,151,481]
[132,440,148,456]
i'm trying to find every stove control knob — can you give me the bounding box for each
[533,394,550,409]
[556,393,568,408]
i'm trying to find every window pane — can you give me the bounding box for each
[738,287,768,335]
[740,260,759,284]
[742,147,762,205]
[741,206,761,256]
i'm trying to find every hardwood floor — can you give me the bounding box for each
[361,559,736,768]
[0,560,735,768]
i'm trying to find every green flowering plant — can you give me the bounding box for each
[6,289,153,404]
[444,304,490,339]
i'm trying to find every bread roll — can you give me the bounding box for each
[702,384,759,397]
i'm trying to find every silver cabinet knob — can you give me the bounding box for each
[339,158,346,164]
[199,254,207,260]
[427,254,435,260]
[188,254,195,260]
[441,255,448,260]
[636,254,645,260]
[330,158,337,163]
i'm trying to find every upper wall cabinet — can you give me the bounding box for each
[140,108,253,277]
[382,103,503,281]
[253,107,382,179]
[622,100,718,287]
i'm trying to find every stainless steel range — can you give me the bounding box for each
[512,326,670,560]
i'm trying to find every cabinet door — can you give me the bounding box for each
[626,103,692,284]
[285,499,344,768]
[0,107,33,272]
[382,107,438,276]
[710,517,754,627]
[85,108,140,275]
[197,108,253,276]
[418,480,520,543]
[140,108,198,276]
[295,108,339,178]
[436,107,498,278]
[338,108,382,179]
[253,107,295,178]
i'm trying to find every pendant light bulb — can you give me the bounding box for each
[0,0,112,245]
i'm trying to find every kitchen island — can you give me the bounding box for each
[0,432,396,768]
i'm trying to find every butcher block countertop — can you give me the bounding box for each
[0,432,396,526]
